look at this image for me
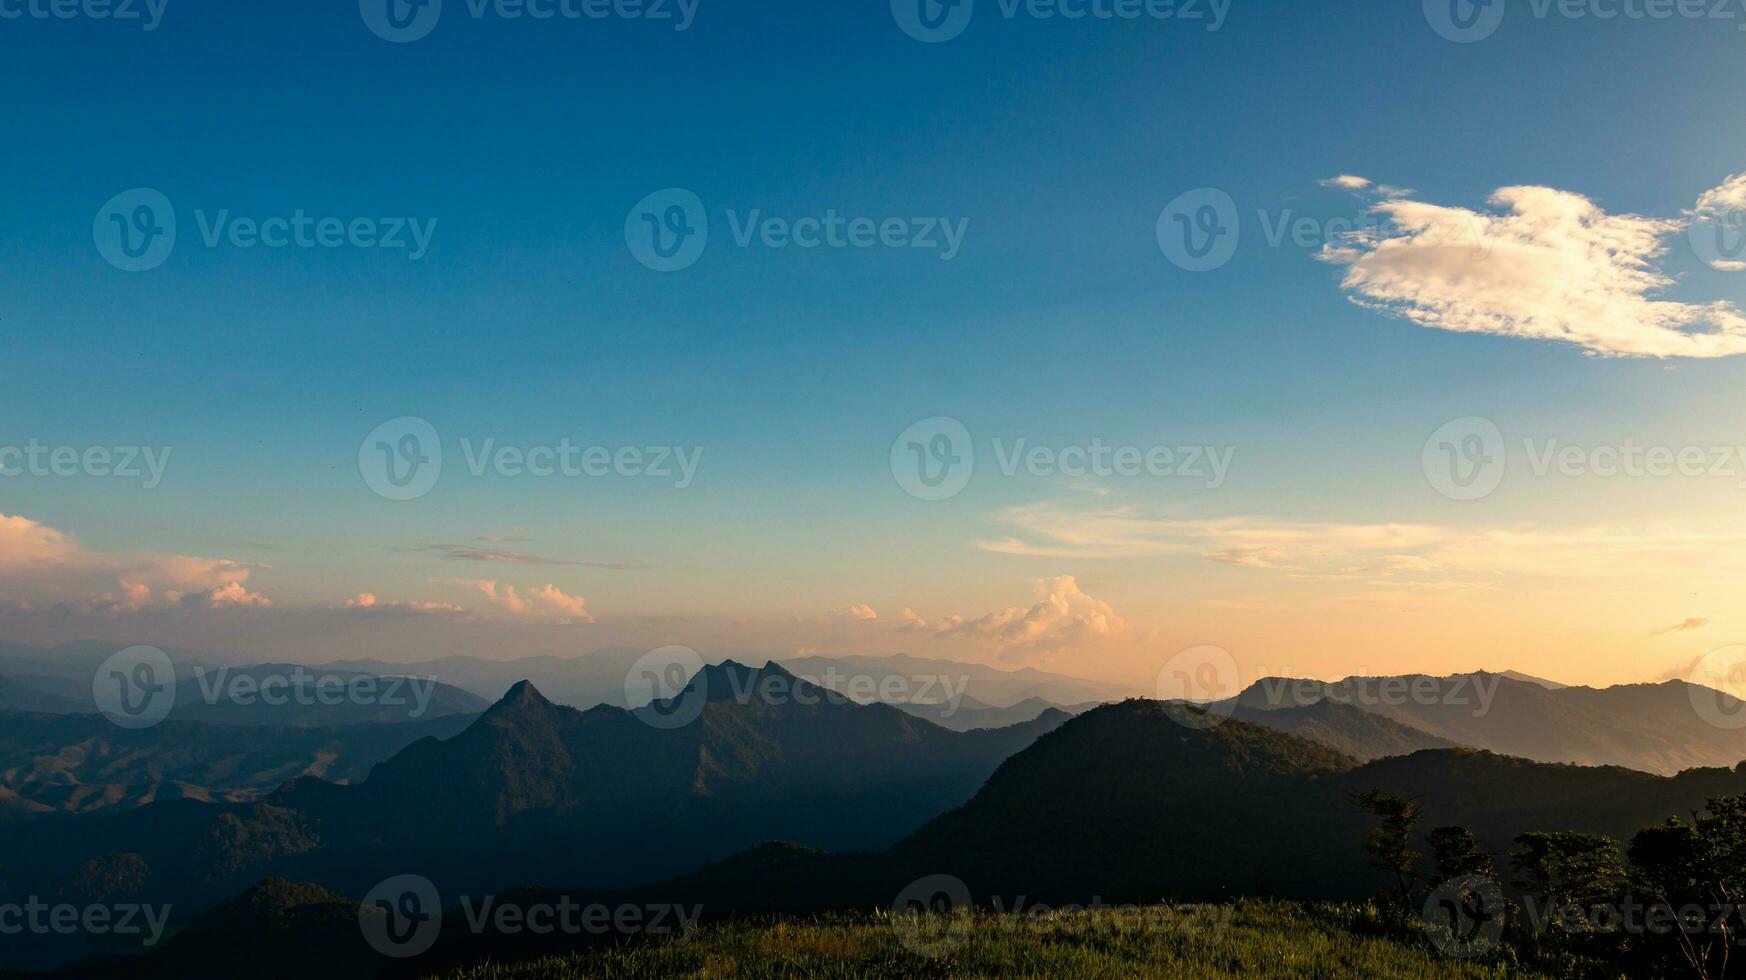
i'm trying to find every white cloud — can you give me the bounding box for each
[530,584,593,623]
[471,580,530,615]
[979,502,1746,588]
[1691,173,1746,272]
[1319,183,1746,358]
[206,581,273,608]
[468,580,593,623]
[0,512,266,611]
[344,593,463,615]
[1320,175,1413,198]
[903,576,1129,662]
[1694,172,1746,218]
[832,603,879,622]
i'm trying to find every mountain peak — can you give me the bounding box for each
[486,679,554,716]
[682,660,808,703]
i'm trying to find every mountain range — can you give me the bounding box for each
[0,662,1068,930]
[4,646,1746,973]
[38,691,1745,979]
[0,710,475,819]
[1225,671,1746,775]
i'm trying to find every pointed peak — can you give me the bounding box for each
[652,659,834,710]
[686,660,790,702]
[487,680,554,716]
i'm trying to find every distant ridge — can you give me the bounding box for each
[0,660,1070,919]
[23,687,1746,976]
[1226,670,1746,775]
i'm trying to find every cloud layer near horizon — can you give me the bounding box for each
[979,501,1746,593]
[0,512,1132,671]
[0,513,268,612]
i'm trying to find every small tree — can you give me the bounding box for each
[1509,831,1628,939]
[1354,789,1423,911]
[1629,795,1746,980]
[1429,826,1496,881]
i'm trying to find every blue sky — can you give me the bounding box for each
[2,0,1745,689]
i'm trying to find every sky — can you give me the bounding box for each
[2,0,1745,694]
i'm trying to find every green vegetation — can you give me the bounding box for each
[431,901,1544,979]
[1351,790,1746,979]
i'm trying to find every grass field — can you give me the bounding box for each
[432,900,1545,979]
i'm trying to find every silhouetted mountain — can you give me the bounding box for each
[0,674,83,714]
[381,700,1746,974]
[1228,700,1457,761]
[325,649,1137,714]
[0,661,1068,939]
[0,710,475,819]
[894,700,1361,901]
[1228,671,1746,774]
[894,700,1746,903]
[31,689,1746,977]
[0,641,221,684]
[327,647,657,709]
[1497,669,1566,689]
[36,878,380,980]
[164,665,487,727]
[893,695,1107,731]
[790,653,1131,708]
[261,663,1069,893]
[0,644,489,725]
